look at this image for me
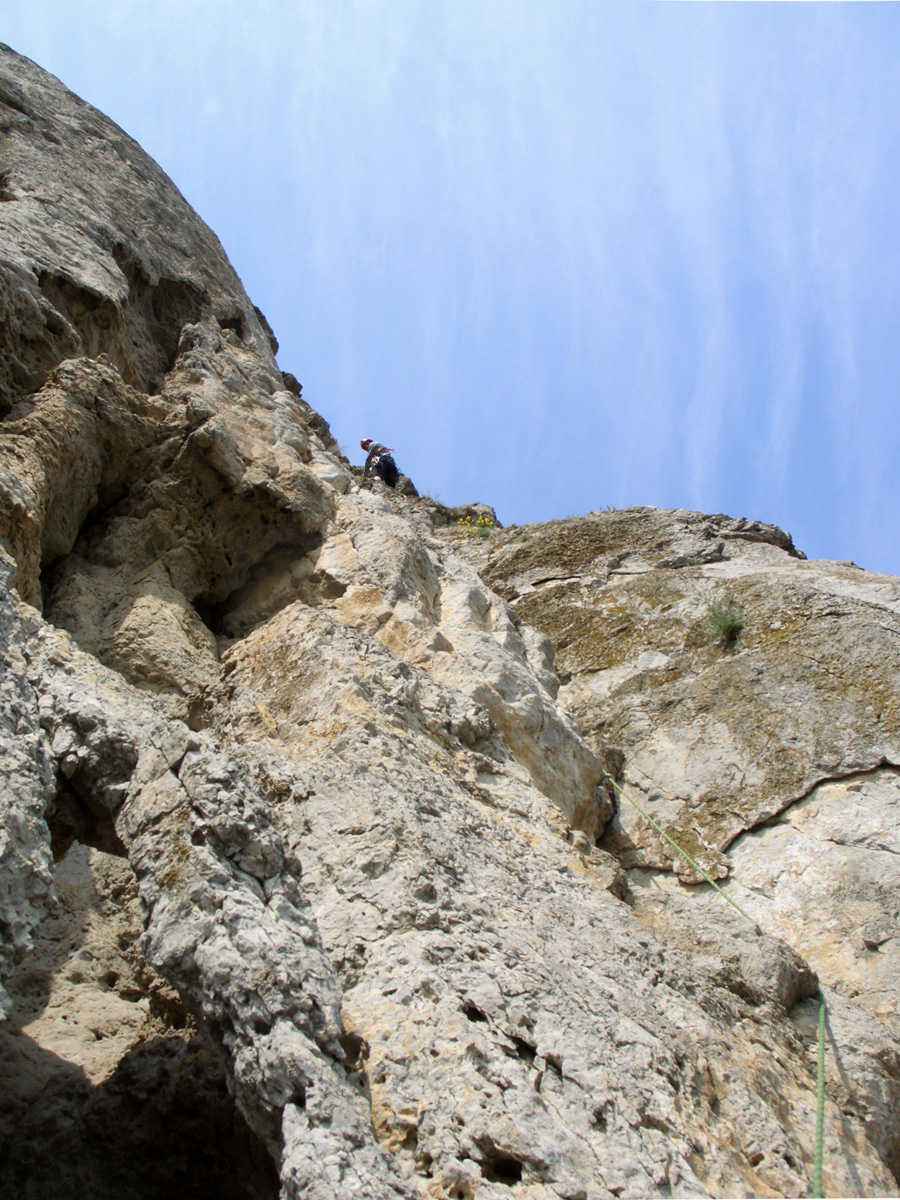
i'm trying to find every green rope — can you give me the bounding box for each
[814,985,827,1198]
[601,771,755,921]
[602,770,828,1196]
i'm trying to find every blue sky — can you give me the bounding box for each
[6,2,900,573]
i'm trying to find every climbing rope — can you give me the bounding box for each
[601,770,755,921]
[602,771,829,1199]
[814,985,827,1198]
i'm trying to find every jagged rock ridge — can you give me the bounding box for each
[1,44,898,1199]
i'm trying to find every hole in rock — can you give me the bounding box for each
[480,1150,524,1186]
[186,700,210,733]
[191,535,333,639]
[544,1053,563,1078]
[111,243,152,291]
[218,315,245,340]
[506,1035,536,1065]
[48,779,130,862]
[592,1104,608,1131]
[146,277,207,376]
[338,1030,368,1071]
[462,1001,489,1024]
[42,704,139,862]
[400,1126,418,1154]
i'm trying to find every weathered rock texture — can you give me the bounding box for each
[1,44,898,1200]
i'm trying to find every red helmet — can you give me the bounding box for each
[360,437,373,451]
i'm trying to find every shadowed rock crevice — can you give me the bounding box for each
[192,533,344,640]
[0,357,175,606]
[0,843,279,1200]
[478,1145,526,1186]
[46,778,129,862]
[35,267,207,395]
[21,383,337,712]
[0,1033,279,1200]
[0,83,31,117]
[0,257,208,421]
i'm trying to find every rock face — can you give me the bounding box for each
[0,44,898,1200]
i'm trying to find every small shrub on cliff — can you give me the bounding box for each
[704,589,745,646]
[457,514,494,539]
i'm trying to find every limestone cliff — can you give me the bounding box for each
[0,45,897,1200]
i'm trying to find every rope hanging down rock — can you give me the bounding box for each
[601,771,829,1200]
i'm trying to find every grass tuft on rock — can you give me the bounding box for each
[704,590,745,646]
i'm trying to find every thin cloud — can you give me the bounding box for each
[5,1,900,569]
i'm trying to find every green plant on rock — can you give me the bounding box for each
[703,589,745,646]
[457,514,494,539]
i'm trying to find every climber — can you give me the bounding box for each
[360,437,400,488]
